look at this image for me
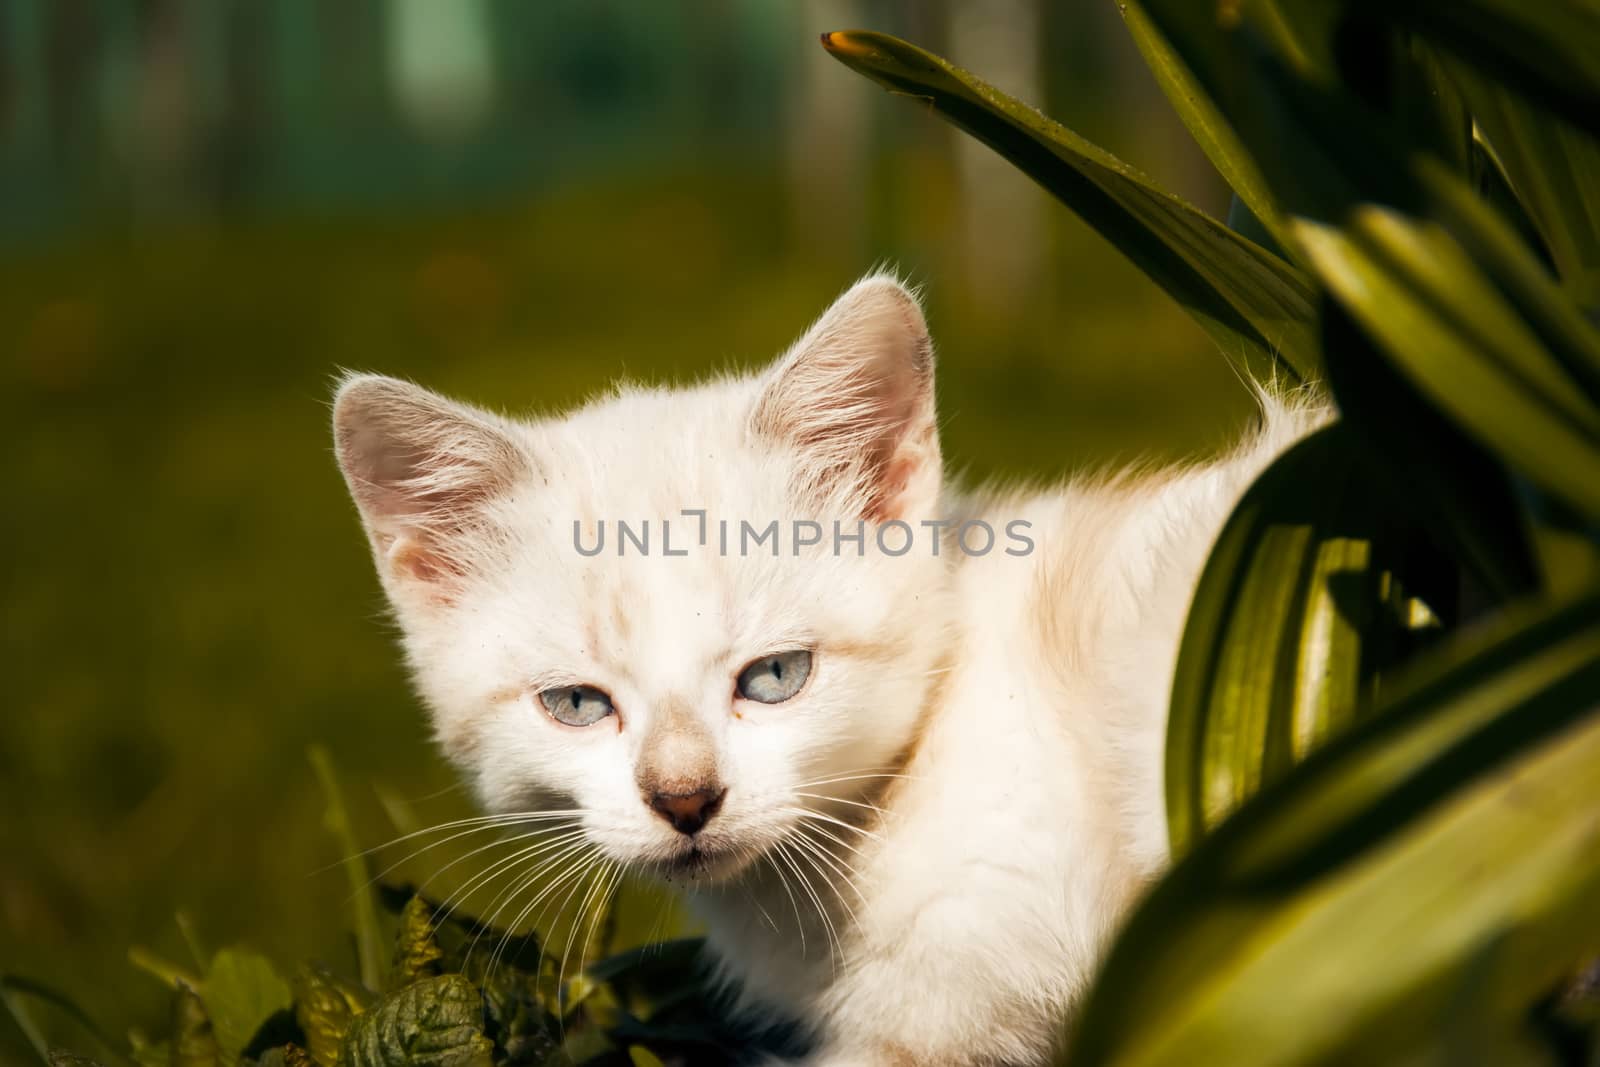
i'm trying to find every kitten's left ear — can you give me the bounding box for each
[333,374,530,593]
[753,274,940,521]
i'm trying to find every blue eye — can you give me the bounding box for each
[736,650,812,704]
[539,685,615,727]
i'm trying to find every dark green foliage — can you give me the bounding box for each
[3,752,758,1067]
[293,964,370,1067]
[45,1052,105,1067]
[827,2,1600,1063]
[11,878,743,1067]
[338,976,494,1067]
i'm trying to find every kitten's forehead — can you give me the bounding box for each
[586,557,737,691]
[529,378,766,489]
[501,377,814,688]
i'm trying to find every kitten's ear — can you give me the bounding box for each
[753,274,940,521]
[333,375,529,590]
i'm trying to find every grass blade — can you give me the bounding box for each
[2,977,129,1067]
[308,746,384,992]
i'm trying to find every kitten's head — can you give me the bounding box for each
[333,274,950,883]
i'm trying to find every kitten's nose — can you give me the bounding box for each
[649,786,726,835]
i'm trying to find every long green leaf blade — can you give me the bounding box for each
[820,29,1320,385]
[1075,589,1600,1066]
[1296,208,1600,521]
[1116,0,1292,252]
[1135,0,1396,224]
[1167,424,1405,854]
[309,746,384,993]
[1346,0,1600,141]
[1444,58,1600,306]
[1319,304,1542,604]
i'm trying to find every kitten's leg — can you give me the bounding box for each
[794,882,1093,1067]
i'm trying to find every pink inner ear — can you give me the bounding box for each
[872,451,920,523]
[335,376,529,586]
[753,279,940,521]
[388,537,454,584]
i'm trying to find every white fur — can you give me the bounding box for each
[333,273,1327,1066]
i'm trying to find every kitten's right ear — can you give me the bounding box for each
[753,274,940,521]
[333,374,529,590]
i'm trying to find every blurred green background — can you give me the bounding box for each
[0,1,1253,1059]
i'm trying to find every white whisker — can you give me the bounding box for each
[577,860,625,974]
[793,770,922,790]
[787,810,873,862]
[333,808,589,869]
[763,851,808,955]
[372,816,580,900]
[790,826,866,918]
[429,827,589,936]
[459,834,593,966]
[793,792,890,819]
[478,839,598,982]
[546,855,607,1011]
[777,838,840,971]
[784,805,880,844]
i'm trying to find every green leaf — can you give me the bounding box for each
[339,975,493,1067]
[1116,0,1292,251]
[126,1032,168,1067]
[308,746,384,993]
[1345,0,1600,142]
[1319,303,1541,604]
[1072,588,1600,1066]
[291,963,369,1067]
[1388,32,1476,176]
[1135,0,1407,223]
[413,895,548,990]
[819,29,1321,386]
[388,897,445,992]
[1167,423,1426,853]
[249,1045,317,1067]
[127,947,201,992]
[1413,159,1600,406]
[627,1047,667,1067]
[475,967,558,1067]
[1443,56,1600,306]
[1295,203,1600,522]
[2,976,124,1067]
[201,950,290,1065]
[45,1052,104,1067]
[170,983,221,1067]
[174,914,209,975]
[402,896,560,1062]
[2,976,58,1065]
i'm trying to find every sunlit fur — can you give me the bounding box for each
[333,273,1328,1066]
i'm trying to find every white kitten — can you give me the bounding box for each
[333,273,1323,1065]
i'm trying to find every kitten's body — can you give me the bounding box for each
[333,275,1321,1066]
[693,421,1314,1065]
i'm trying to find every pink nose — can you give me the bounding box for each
[649,787,726,835]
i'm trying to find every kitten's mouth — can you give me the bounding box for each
[655,840,747,883]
